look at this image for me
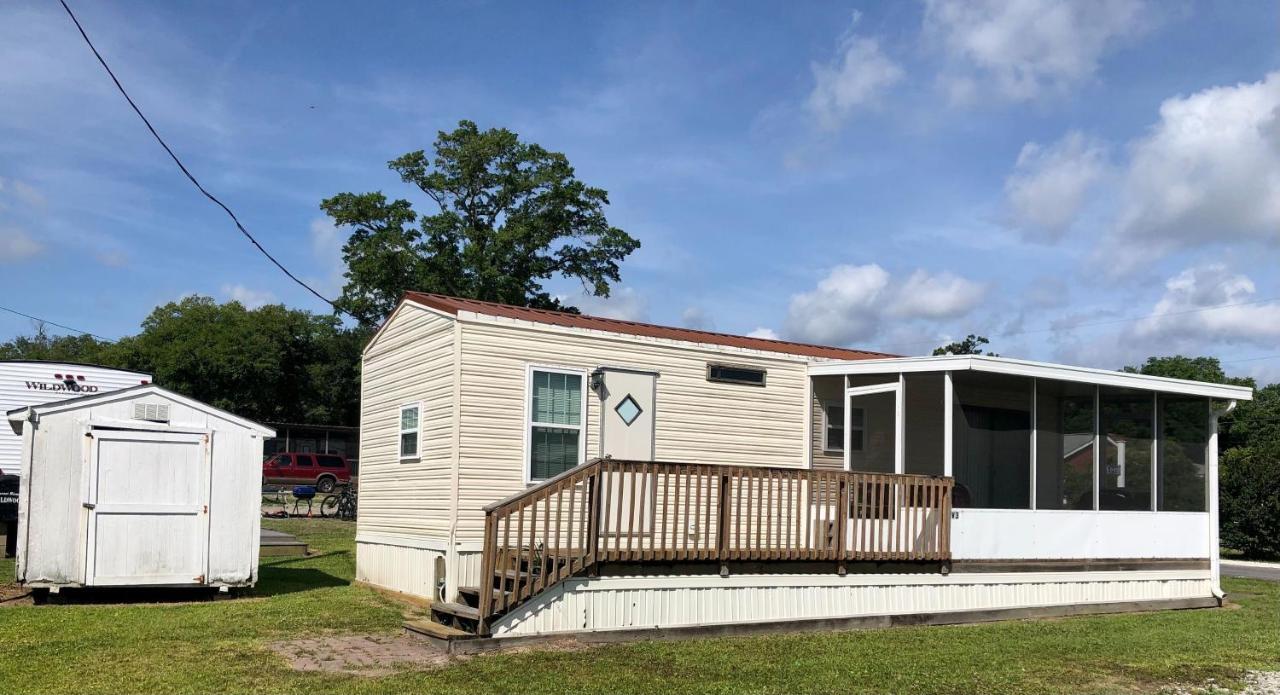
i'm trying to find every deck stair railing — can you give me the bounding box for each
[449,459,952,635]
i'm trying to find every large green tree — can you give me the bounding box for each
[111,297,363,425]
[321,120,640,324]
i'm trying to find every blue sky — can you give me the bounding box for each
[2,1,1280,379]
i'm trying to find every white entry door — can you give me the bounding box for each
[84,429,210,586]
[600,369,657,461]
[599,373,660,540]
[845,382,903,474]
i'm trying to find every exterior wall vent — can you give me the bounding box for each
[132,402,170,423]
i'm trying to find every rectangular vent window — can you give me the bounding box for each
[707,364,767,387]
[132,402,170,422]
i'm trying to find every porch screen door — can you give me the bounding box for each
[844,383,902,474]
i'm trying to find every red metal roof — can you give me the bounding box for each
[402,292,894,361]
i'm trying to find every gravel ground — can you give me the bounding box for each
[1166,672,1280,695]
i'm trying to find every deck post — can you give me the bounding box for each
[477,512,497,634]
[836,476,849,576]
[586,469,602,577]
[717,473,731,577]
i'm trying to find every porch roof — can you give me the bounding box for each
[807,354,1254,401]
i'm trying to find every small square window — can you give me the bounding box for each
[615,395,643,426]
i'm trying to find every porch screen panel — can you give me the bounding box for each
[1157,394,1209,512]
[1099,387,1154,511]
[904,373,945,476]
[1035,380,1096,510]
[530,371,583,480]
[952,371,1031,509]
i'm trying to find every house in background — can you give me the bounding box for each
[354,293,1251,642]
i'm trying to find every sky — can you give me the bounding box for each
[2,1,1280,381]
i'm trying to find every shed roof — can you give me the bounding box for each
[402,292,894,361]
[6,383,275,436]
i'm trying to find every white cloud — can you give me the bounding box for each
[747,327,780,340]
[0,177,46,209]
[1107,72,1280,260]
[0,227,42,263]
[891,269,988,319]
[1047,264,1280,371]
[924,0,1148,102]
[783,264,985,346]
[572,286,648,322]
[1131,264,1280,345]
[806,12,905,130]
[308,217,346,295]
[221,284,277,309]
[1004,131,1109,240]
[95,249,129,268]
[680,306,714,331]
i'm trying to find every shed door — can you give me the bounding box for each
[84,429,210,586]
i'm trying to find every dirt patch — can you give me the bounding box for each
[1163,671,1280,695]
[0,584,33,607]
[269,634,453,676]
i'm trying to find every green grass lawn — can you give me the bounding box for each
[1,520,1277,694]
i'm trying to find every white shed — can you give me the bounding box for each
[7,384,274,592]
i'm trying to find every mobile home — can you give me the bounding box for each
[355,293,1251,641]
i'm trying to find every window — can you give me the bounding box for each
[823,403,864,452]
[952,371,1032,509]
[294,454,314,468]
[317,455,345,469]
[1157,394,1209,512]
[399,403,421,460]
[707,363,766,386]
[529,369,584,481]
[1099,387,1153,511]
[1035,380,1096,510]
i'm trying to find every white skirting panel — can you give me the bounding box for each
[492,571,1213,637]
[456,551,483,589]
[355,541,443,599]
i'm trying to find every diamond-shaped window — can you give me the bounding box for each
[614,395,642,426]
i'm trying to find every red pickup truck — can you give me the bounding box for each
[262,452,353,493]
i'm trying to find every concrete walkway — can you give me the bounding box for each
[1222,559,1280,582]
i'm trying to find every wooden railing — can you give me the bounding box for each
[476,459,953,632]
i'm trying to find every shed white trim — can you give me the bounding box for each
[808,355,1254,401]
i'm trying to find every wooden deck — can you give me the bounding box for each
[433,459,954,635]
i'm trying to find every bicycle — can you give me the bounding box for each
[320,485,357,521]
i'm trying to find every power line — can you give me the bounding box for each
[57,0,359,323]
[0,304,111,342]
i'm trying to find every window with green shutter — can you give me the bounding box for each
[529,369,583,480]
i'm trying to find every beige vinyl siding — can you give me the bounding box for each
[455,317,810,542]
[356,306,455,540]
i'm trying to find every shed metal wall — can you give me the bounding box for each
[16,390,263,588]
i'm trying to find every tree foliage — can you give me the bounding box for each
[932,334,996,356]
[321,120,640,324]
[0,297,364,427]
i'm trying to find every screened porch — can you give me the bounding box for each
[807,356,1252,519]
